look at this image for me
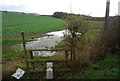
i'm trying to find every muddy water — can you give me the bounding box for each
[13,30,81,57]
[25,30,66,57]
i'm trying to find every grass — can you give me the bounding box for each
[2,12,66,79]
[53,54,119,79]
[2,12,66,80]
[2,38,67,80]
[73,54,120,79]
[2,39,23,60]
[2,37,67,80]
[2,39,26,79]
[87,20,104,29]
[2,12,119,80]
[2,12,65,36]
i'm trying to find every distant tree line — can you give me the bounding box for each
[53,12,104,21]
[53,12,83,19]
[53,12,68,19]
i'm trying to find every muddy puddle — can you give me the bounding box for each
[13,30,66,57]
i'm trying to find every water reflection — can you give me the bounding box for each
[13,30,81,57]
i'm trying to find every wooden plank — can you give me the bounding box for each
[29,69,45,72]
[29,68,70,72]
[55,68,70,71]
[27,59,68,62]
[27,48,70,51]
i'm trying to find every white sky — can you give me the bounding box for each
[0,0,120,17]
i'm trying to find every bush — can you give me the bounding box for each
[89,16,120,62]
[63,15,88,61]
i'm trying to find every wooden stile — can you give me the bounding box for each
[21,32,71,79]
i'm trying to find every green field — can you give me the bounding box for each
[2,12,119,80]
[2,12,65,36]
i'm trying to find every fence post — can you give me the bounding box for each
[65,50,68,67]
[70,49,73,61]
[65,50,68,60]
[29,51,35,69]
[21,32,29,69]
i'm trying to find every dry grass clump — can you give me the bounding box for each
[2,61,24,79]
[75,16,120,67]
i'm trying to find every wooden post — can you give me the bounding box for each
[73,47,76,61]
[72,37,76,61]
[65,50,68,67]
[65,50,68,60]
[70,48,73,61]
[29,51,35,69]
[21,32,29,69]
[104,0,110,30]
[46,62,53,79]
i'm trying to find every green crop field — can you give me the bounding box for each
[2,12,65,36]
[3,12,118,80]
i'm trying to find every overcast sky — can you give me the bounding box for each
[0,0,119,17]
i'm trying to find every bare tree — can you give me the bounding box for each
[63,15,88,61]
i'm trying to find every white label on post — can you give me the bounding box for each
[46,62,53,79]
[46,68,53,79]
[47,62,53,68]
[12,68,25,79]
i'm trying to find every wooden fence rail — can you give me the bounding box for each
[28,48,70,51]
[27,49,70,70]
[27,59,69,62]
[21,32,71,79]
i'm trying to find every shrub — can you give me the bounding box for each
[89,16,120,62]
[63,15,88,61]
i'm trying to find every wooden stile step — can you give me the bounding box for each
[29,68,70,72]
[27,59,69,62]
